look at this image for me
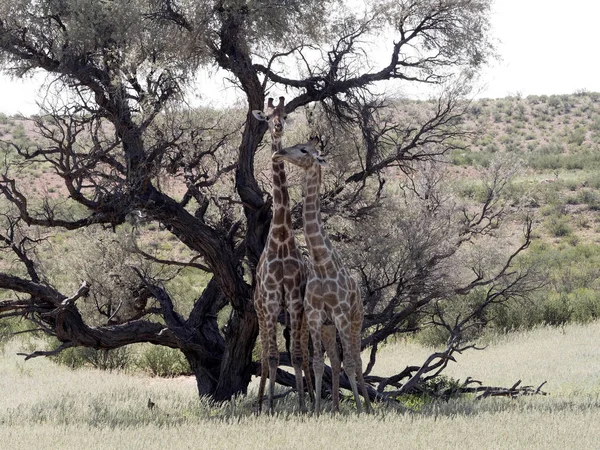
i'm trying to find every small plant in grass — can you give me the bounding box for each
[395,375,463,411]
[578,190,600,210]
[574,215,590,229]
[545,215,573,237]
[570,288,600,322]
[566,234,579,247]
[543,292,573,325]
[565,194,579,205]
[564,179,580,191]
[567,127,586,146]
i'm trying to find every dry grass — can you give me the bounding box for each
[1,322,600,449]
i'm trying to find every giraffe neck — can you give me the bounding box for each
[303,163,331,266]
[268,139,293,242]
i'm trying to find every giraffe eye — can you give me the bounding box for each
[300,148,308,154]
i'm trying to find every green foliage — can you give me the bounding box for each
[0,318,38,350]
[490,242,600,331]
[164,267,210,317]
[394,375,463,411]
[53,346,133,371]
[450,149,492,167]
[545,215,572,237]
[416,326,451,348]
[567,127,586,146]
[136,345,191,377]
[12,124,26,139]
[577,189,600,210]
[51,342,190,377]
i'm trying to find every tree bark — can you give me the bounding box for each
[214,305,259,401]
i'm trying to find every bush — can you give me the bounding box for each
[577,189,600,210]
[137,345,191,377]
[528,153,561,170]
[567,127,586,146]
[570,288,600,322]
[542,292,573,325]
[545,215,572,237]
[53,346,133,371]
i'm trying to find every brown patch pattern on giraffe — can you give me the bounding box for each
[252,98,313,413]
[273,137,372,414]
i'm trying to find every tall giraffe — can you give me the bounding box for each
[252,97,313,413]
[273,137,372,415]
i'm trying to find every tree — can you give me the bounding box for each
[0,0,535,402]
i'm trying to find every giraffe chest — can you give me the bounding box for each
[257,248,304,286]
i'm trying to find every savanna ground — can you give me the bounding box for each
[1,321,600,449]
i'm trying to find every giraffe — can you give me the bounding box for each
[252,97,313,413]
[272,137,372,415]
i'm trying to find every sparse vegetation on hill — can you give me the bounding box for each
[452,92,600,331]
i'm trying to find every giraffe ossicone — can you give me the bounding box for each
[273,137,372,415]
[252,97,314,414]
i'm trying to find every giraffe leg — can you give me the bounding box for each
[301,312,315,403]
[307,312,324,415]
[352,316,372,414]
[254,286,268,414]
[322,324,341,413]
[257,323,269,414]
[289,297,306,413]
[266,294,281,414]
[336,318,363,414]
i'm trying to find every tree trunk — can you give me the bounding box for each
[214,305,259,401]
[184,349,220,396]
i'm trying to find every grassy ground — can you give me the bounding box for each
[1,322,600,449]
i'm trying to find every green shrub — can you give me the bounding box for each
[542,292,573,325]
[137,345,190,377]
[578,189,600,210]
[415,325,451,348]
[570,288,600,322]
[583,172,600,189]
[489,298,542,332]
[567,127,586,146]
[528,153,561,170]
[545,215,572,237]
[53,346,133,371]
[12,124,26,139]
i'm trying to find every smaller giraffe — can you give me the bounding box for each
[273,137,372,414]
[252,97,313,413]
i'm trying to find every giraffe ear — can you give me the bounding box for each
[252,110,267,121]
[316,156,328,167]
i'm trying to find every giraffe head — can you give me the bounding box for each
[272,137,327,170]
[252,96,288,142]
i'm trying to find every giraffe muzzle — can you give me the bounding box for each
[272,150,285,161]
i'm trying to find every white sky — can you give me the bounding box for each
[0,0,598,115]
